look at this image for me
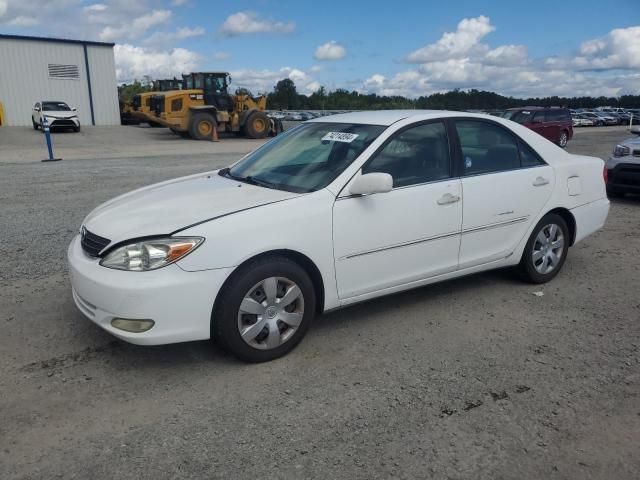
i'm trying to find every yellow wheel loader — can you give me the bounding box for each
[148,72,279,140]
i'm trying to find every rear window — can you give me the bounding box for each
[503,110,534,124]
[547,109,570,122]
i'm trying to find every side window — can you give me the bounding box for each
[455,120,520,175]
[533,111,546,123]
[363,122,450,188]
[519,140,545,167]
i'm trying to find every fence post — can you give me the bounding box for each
[41,117,62,162]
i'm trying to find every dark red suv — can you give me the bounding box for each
[502,107,573,148]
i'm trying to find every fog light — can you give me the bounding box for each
[111,318,155,333]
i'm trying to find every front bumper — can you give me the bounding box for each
[67,235,233,345]
[46,116,80,129]
[606,159,640,192]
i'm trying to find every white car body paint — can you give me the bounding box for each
[68,110,609,345]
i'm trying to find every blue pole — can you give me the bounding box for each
[41,117,61,162]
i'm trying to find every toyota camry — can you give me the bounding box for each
[68,111,610,362]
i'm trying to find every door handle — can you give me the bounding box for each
[437,193,460,205]
[532,176,549,187]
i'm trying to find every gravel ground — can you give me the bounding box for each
[0,124,638,479]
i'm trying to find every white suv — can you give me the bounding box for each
[32,101,80,132]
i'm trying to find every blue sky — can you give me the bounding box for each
[1,0,639,97]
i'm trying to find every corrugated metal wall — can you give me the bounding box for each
[0,38,120,126]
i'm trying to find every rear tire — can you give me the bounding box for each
[517,213,569,284]
[189,112,217,141]
[212,256,316,362]
[558,130,568,148]
[244,111,270,139]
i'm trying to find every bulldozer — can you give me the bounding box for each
[147,72,277,140]
[130,78,183,126]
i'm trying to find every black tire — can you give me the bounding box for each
[212,256,316,362]
[557,130,569,148]
[32,118,39,130]
[517,213,570,284]
[244,111,270,139]
[189,112,217,141]
[74,124,80,133]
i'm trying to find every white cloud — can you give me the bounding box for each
[406,15,494,63]
[310,65,323,73]
[100,9,171,41]
[484,44,528,66]
[83,3,107,13]
[172,0,188,5]
[572,25,640,70]
[230,67,314,94]
[114,43,200,83]
[305,81,321,93]
[314,41,346,60]
[0,1,7,18]
[8,15,38,26]
[219,11,294,36]
[143,26,205,45]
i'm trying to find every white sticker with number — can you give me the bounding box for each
[321,132,359,143]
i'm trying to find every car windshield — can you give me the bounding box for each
[503,110,534,123]
[225,122,386,193]
[42,102,71,111]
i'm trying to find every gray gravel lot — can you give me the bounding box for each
[0,124,639,479]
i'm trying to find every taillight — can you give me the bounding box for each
[603,166,608,183]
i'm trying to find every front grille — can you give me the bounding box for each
[51,119,76,127]
[81,228,111,257]
[611,163,640,186]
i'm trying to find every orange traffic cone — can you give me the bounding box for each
[211,122,219,142]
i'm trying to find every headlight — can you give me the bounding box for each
[613,144,630,157]
[100,237,203,271]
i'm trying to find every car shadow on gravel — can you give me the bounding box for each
[316,268,518,331]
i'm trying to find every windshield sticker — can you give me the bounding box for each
[321,132,359,143]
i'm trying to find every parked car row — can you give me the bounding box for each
[571,108,640,127]
[267,111,342,121]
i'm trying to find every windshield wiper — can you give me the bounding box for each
[219,168,278,190]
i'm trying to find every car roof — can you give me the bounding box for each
[307,109,451,126]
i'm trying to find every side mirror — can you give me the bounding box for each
[72,107,77,112]
[349,172,393,196]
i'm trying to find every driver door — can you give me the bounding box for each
[333,121,463,300]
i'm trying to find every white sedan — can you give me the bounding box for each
[68,111,609,362]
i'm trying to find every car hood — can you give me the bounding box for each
[43,110,77,118]
[82,170,299,248]
[621,135,640,147]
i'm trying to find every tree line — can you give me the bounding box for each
[118,77,640,111]
[267,78,640,111]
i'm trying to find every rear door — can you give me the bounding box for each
[454,119,554,268]
[529,110,549,140]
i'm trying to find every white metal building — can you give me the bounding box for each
[0,34,120,127]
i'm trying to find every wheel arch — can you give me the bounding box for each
[546,207,577,246]
[212,248,326,324]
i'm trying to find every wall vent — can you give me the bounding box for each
[48,64,79,80]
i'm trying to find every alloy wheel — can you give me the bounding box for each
[532,223,565,274]
[237,276,305,350]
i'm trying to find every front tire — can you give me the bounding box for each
[32,118,39,130]
[189,112,217,141]
[213,256,316,362]
[518,213,569,284]
[244,111,270,139]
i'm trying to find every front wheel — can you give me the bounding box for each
[189,112,217,141]
[517,214,569,284]
[244,111,270,139]
[32,118,39,130]
[213,256,316,362]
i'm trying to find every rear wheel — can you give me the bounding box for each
[517,213,569,284]
[212,256,316,362]
[189,112,217,141]
[558,130,568,148]
[245,111,270,139]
